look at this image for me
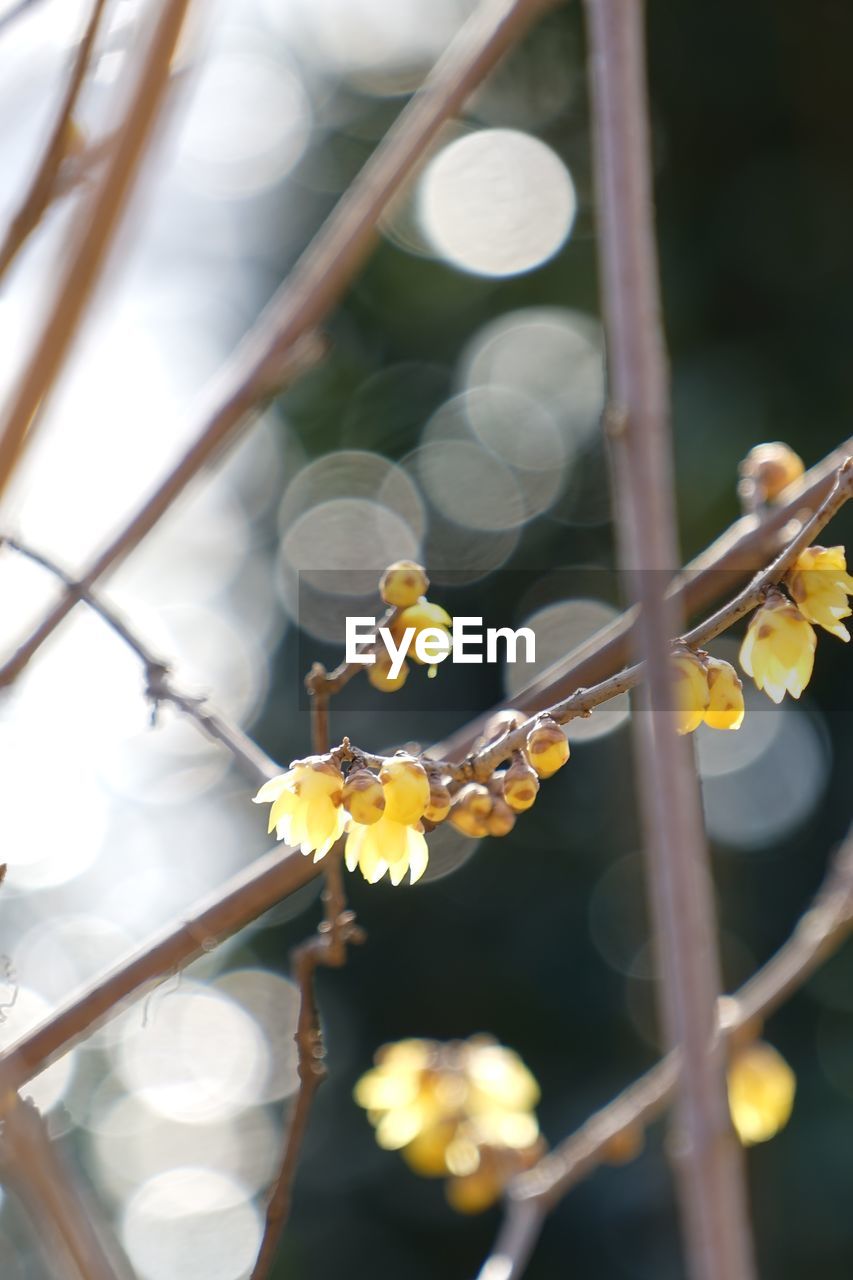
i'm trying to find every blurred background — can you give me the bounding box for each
[0,0,851,1276]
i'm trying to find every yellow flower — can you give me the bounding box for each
[671,648,710,735]
[502,757,539,813]
[727,1041,796,1146]
[786,545,853,642]
[345,816,429,885]
[253,758,346,861]
[367,650,410,692]
[354,1036,542,1213]
[739,594,816,703]
[341,769,385,825]
[392,600,452,667]
[704,657,745,730]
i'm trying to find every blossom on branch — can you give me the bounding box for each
[739,592,817,704]
[786,544,853,641]
[253,758,346,861]
[727,1040,796,1146]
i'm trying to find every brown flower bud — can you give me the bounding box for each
[342,769,385,825]
[501,757,540,813]
[525,718,570,778]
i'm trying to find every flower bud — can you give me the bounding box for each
[727,1041,796,1146]
[487,797,516,838]
[671,648,710,735]
[423,778,452,824]
[501,757,540,813]
[448,784,492,838]
[342,769,385,825]
[380,560,430,608]
[380,755,430,824]
[525,718,570,778]
[739,442,804,504]
[704,657,745,730]
[368,651,409,692]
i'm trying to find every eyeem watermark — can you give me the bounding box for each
[346,617,536,680]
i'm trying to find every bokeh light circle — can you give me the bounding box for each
[417,129,576,277]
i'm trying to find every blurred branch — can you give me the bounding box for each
[0,1094,130,1280]
[0,0,110,284]
[0,0,557,688]
[0,0,192,502]
[0,535,279,786]
[583,0,755,1275]
[476,828,853,1280]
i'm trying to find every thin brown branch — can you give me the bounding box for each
[0,0,110,283]
[0,1094,130,1280]
[475,829,853,1280]
[0,0,555,689]
[251,849,364,1279]
[0,535,279,786]
[584,1,755,1276]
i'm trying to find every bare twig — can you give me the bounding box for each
[0,535,279,786]
[0,0,192,502]
[0,1094,130,1280]
[0,0,110,283]
[475,830,853,1280]
[0,0,555,689]
[584,1,755,1276]
[251,854,364,1279]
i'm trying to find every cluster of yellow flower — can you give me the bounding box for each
[255,754,441,886]
[672,543,853,733]
[740,546,853,703]
[354,1036,543,1213]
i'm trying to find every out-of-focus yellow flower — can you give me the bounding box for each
[727,1041,796,1146]
[739,593,816,703]
[355,1036,542,1212]
[253,758,346,861]
[380,560,430,609]
[739,441,804,504]
[704,656,745,730]
[671,648,710,734]
[787,545,853,642]
[345,816,429,885]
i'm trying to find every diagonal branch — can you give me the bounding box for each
[0,0,193,501]
[475,828,853,1280]
[0,0,556,688]
[583,1,755,1276]
[0,0,111,283]
[0,1094,131,1280]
